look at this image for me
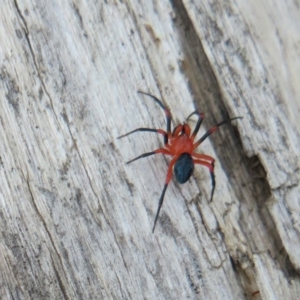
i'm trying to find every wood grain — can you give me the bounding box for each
[0,0,299,299]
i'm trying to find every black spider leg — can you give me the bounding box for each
[118,91,172,146]
[152,156,178,233]
[194,159,215,202]
[125,148,171,164]
[210,161,215,202]
[152,184,168,233]
[118,128,168,146]
[194,117,242,148]
[137,91,172,144]
[187,111,205,139]
[124,147,174,233]
[193,116,242,202]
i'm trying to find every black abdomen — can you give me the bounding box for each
[174,153,194,184]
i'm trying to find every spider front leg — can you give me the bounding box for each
[194,117,242,149]
[187,111,205,140]
[193,159,215,202]
[138,91,172,144]
[118,128,169,147]
[118,91,172,146]
[126,148,171,164]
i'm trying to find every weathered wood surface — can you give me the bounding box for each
[0,0,299,299]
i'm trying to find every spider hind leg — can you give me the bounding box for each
[194,159,215,202]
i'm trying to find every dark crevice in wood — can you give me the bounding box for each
[229,255,261,300]
[169,0,299,293]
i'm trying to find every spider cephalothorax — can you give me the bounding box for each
[118,91,241,232]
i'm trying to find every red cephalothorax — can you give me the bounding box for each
[118,91,241,233]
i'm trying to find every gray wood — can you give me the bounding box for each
[0,0,299,299]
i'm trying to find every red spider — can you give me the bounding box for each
[119,91,241,233]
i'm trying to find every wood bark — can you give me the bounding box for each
[0,0,299,299]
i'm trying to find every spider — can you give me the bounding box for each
[118,91,241,233]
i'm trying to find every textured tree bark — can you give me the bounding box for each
[0,0,299,299]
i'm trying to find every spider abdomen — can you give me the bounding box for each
[174,153,194,184]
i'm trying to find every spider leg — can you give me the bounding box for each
[138,91,172,142]
[126,148,171,164]
[194,117,242,149]
[194,159,215,202]
[152,156,178,233]
[187,111,205,140]
[192,153,215,164]
[118,128,169,146]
